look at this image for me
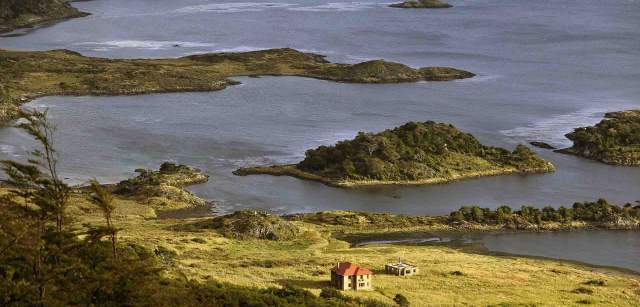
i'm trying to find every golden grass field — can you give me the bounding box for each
[59,189,640,307]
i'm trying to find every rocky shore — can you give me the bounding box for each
[389,0,452,9]
[112,162,210,211]
[0,48,474,123]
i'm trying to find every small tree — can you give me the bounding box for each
[0,108,71,303]
[2,109,70,232]
[88,179,118,258]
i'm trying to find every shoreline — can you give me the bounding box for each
[233,163,555,188]
[0,48,474,123]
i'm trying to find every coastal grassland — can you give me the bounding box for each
[235,121,555,187]
[0,0,89,33]
[0,48,474,122]
[558,110,640,166]
[52,192,640,306]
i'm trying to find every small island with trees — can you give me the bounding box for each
[557,110,640,166]
[389,0,453,9]
[235,121,555,187]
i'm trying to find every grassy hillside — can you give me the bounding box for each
[62,194,640,306]
[0,48,474,122]
[235,121,555,187]
[559,110,640,165]
[0,0,88,33]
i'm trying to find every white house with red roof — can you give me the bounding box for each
[330,262,373,290]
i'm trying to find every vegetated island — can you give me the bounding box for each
[234,121,555,187]
[389,0,453,9]
[0,0,89,34]
[0,48,475,123]
[286,198,640,233]
[557,110,640,165]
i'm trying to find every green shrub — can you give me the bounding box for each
[576,299,594,305]
[394,293,410,306]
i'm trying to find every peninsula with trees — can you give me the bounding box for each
[0,0,89,33]
[235,121,555,187]
[558,110,640,165]
[0,48,474,123]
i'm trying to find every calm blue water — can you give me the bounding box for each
[356,230,640,273]
[0,0,639,270]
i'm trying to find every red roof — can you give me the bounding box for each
[331,262,372,276]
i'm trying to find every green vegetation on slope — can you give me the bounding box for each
[0,0,88,33]
[559,110,640,165]
[389,0,452,9]
[236,121,554,186]
[0,48,474,122]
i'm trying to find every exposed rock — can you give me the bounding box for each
[529,141,556,150]
[418,67,475,81]
[114,162,209,210]
[389,0,452,9]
